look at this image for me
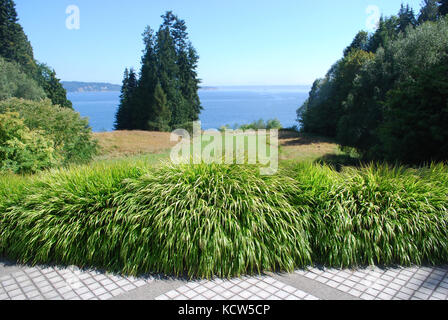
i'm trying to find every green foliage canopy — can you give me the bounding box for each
[115,11,202,132]
[0,112,55,173]
[298,1,448,164]
[0,57,46,101]
[0,98,98,166]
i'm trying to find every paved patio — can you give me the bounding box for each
[1,259,447,300]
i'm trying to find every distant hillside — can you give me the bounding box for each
[199,86,218,91]
[62,81,121,93]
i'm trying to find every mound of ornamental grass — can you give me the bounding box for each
[0,162,311,278]
[1,160,447,278]
[285,162,448,267]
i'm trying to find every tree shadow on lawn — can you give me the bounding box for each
[279,130,337,146]
[314,154,365,171]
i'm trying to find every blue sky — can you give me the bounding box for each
[15,0,422,86]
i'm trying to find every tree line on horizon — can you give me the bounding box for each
[114,11,202,132]
[0,0,72,108]
[298,0,448,164]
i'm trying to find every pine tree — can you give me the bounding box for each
[438,0,448,15]
[114,68,130,130]
[0,0,35,72]
[35,63,72,108]
[148,82,171,131]
[117,11,201,132]
[126,68,139,129]
[134,27,158,130]
[0,0,72,108]
[419,0,440,23]
[155,24,184,127]
[343,31,369,56]
[367,16,400,52]
[114,68,138,130]
[167,12,202,123]
[397,4,417,33]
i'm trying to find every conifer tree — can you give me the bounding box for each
[367,16,400,52]
[0,0,72,108]
[397,4,417,33]
[114,68,130,130]
[134,27,158,130]
[343,31,369,56]
[0,0,35,72]
[35,63,72,108]
[114,68,138,130]
[166,12,202,123]
[438,0,448,16]
[418,0,439,23]
[116,11,201,132]
[148,82,171,131]
[155,24,184,127]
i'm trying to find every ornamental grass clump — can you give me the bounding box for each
[0,160,148,271]
[1,160,447,278]
[286,162,448,267]
[112,163,312,277]
[0,162,312,278]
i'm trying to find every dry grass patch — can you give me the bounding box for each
[93,131,178,158]
[279,130,340,161]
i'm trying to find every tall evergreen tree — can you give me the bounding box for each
[367,16,400,52]
[116,11,201,132]
[343,31,369,56]
[167,12,202,122]
[134,27,158,130]
[114,68,138,130]
[35,63,72,108]
[155,24,184,127]
[438,0,448,15]
[0,0,72,108]
[418,0,440,23]
[397,4,417,33]
[148,82,171,131]
[185,44,202,121]
[115,68,130,130]
[0,0,35,72]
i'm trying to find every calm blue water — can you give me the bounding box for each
[68,86,310,132]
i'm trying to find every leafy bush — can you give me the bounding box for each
[0,98,98,165]
[221,119,283,132]
[0,112,55,173]
[0,57,46,101]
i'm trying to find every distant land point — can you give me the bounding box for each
[62,81,121,93]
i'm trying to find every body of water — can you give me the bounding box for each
[68,86,310,132]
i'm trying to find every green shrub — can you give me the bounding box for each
[266,118,282,130]
[0,98,98,165]
[227,118,283,131]
[173,121,195,135]
[0,57,46,101]
[0,112,55,173]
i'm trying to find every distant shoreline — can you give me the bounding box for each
[64,83,311,93]
[62,81,121,93]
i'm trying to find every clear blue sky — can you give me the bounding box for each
[15,0,422,86]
